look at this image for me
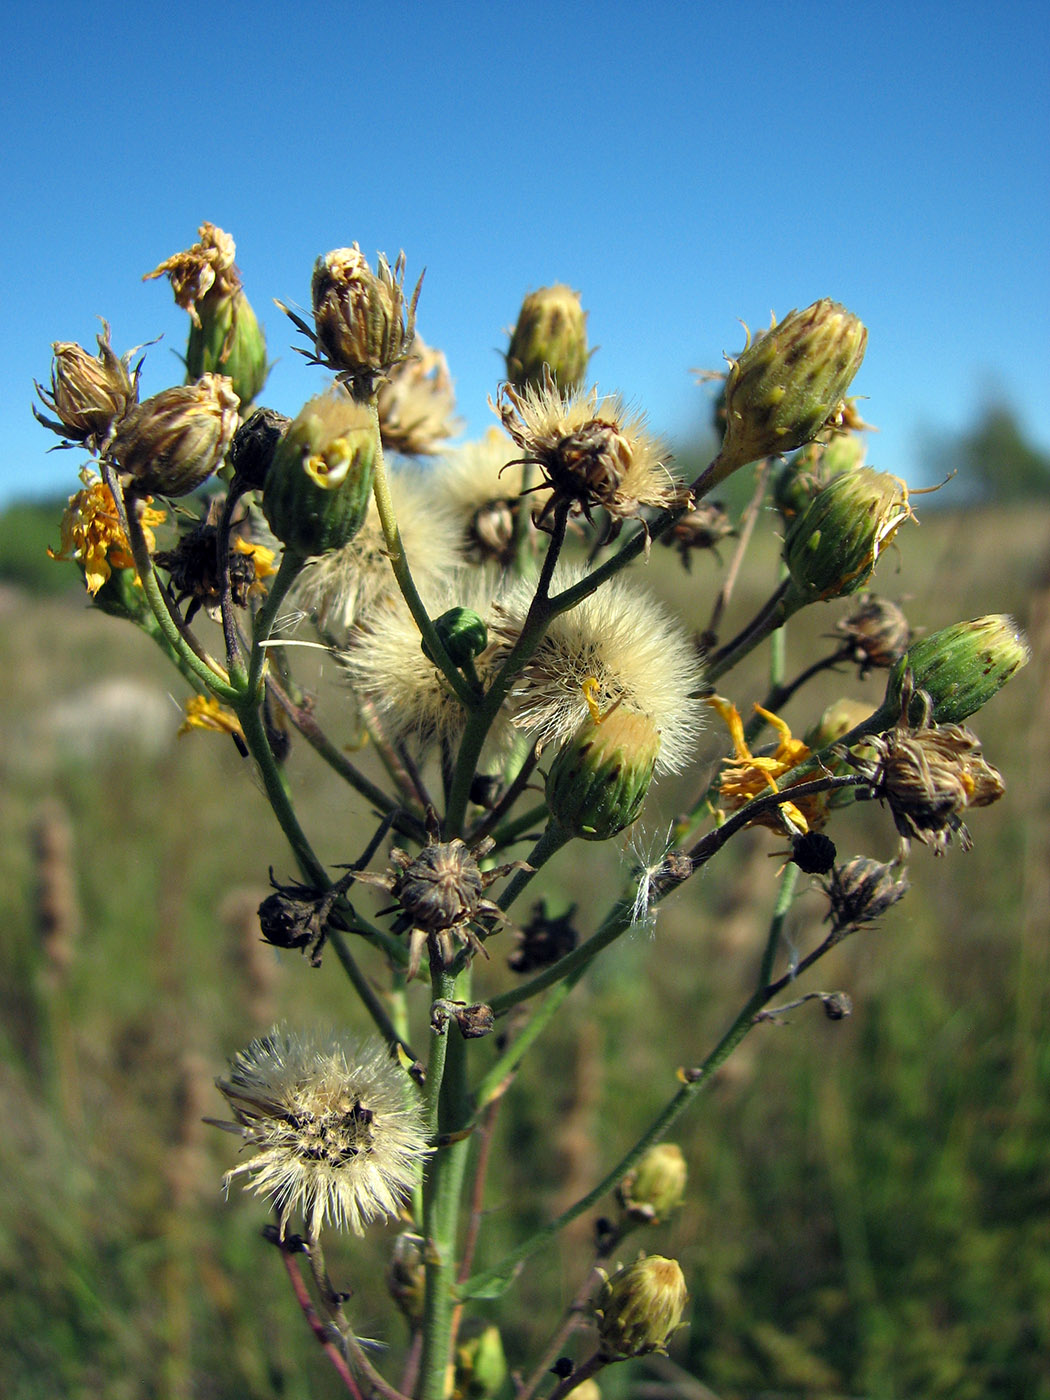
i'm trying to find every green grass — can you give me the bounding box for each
[1,502,1047,1399]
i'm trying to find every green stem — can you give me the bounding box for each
[706,578,797,684]
[759,862,799,988]
[474,972,580,1114]
[367,399,477,711]
[496,820,573,913]
[247,548,306,698]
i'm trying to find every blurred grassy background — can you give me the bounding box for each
[1,494,1048,1400]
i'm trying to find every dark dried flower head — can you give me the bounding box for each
[227,408,291,490]
[35,322,140,452]
[154,502,274,622]
[821,856,910,934]
[661,500,735,568]
[212,1027,427,1239]
[822,991,854,1020]
[837,594,911,674]
[790,830,837,874]
[509,900,580,973]
[143,222,239,325]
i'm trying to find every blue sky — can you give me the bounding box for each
[2,0,1047,509]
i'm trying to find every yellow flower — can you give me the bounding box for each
[49,469,165,596]
[710,697,824,833]
[178,694,245,740]
[232,536,277,591]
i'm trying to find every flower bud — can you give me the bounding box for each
[294,245,421,394]
[716,300,867,481]
[422,607,489,669]
[454,1324,508,1400]
[186,285,268,408]
[773,429,867,522]
[546,706,660,841]
[505,284,589,394]
[888,615,1030,726]
[110,374,240,496]
[783,468,914,605]
[822,856,910,935]
[34,322,139,451]
[263,388,379,558]
[805,698,876,750]
[596,1255,688,1359]
[616,1144,687,1226]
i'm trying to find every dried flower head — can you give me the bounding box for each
[281,245,422,396]
[213,1027,427,1238]
[177,694,245,742]
[508,900,580,973]
[709,697,826,835]
[34,322,141,453]
[376,336,460,455]
[488,569,705,774]
[433,427,548,564]
[821,856,910,934]
[836,594,911,675]
[49,468,165,596]
[143,222,239,325]
[661,500,735,568]
[293,466,462,636]
[494,372,689,527]
[110,374,240,497]
[341,572,509,753]
[155,500,274,622]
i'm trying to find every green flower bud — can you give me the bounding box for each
[454,1324,507,1400]
[616,1144,687,1226]
[596,1255,688,1359]
[888,615,1030,725]
[773,430,867,522]
[422,607,488,669]
[505,284,589,393]
[716,300,867,482]
[34,322,139,452]
[783,468,914,605]
[805,698,877,751]
[110,374,240,496]
[263,388,378,558]
[546,707,660,841]
[186,286,268,409]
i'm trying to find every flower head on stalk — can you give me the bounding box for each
[143,222,239,325]
[494,371,690,530]
[35,323,142,454]
[155,500,276,622]
[49,468,165,596]
[281,244,422,398]
[376,336,460,455]
[505,283,590,394]
[709,697,827,834]
[432,427,550,565]
[110,374,240,497]
[488,568,705,774]
[212,1027,428,1239]
[292,465,462,637]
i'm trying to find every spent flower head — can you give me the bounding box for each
[709,697,825,835]
[143,221,239,325]
[49,468,164,596]
[35,323,141,454]
[488,567,705,774]
[494,372,689,528]
[376,336,460,455]
[213,1027,427,1238]
[433,427,549,565]
[110,373,240,497]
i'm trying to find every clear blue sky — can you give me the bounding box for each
[2,0,1047,509]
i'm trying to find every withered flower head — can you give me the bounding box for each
[505,283,590,394]
[850,684,1006,855]
[282,244,422,396]
[709,697,826,835]
[836,594,911,675]
[508,899,580,973]
[433,427,547,565]
[376,336,460,455]
[354,814,526,979]
[154,501,274,622]
[213,1026,428,1239]
[143,222,239,325]
[494,371,689,527]
[660,500,735,569]
[34,322,140,452]
[821,856,910,935]
[110,373,240,496]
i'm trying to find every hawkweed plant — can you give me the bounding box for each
[38,225,1030,1400]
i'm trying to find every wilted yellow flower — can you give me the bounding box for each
[376,336,460,454]
[213,1027,428,1238]
[49,469,165,596]
[494,373,689,526]
[709,697,824,834]
[177,694,245,740]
